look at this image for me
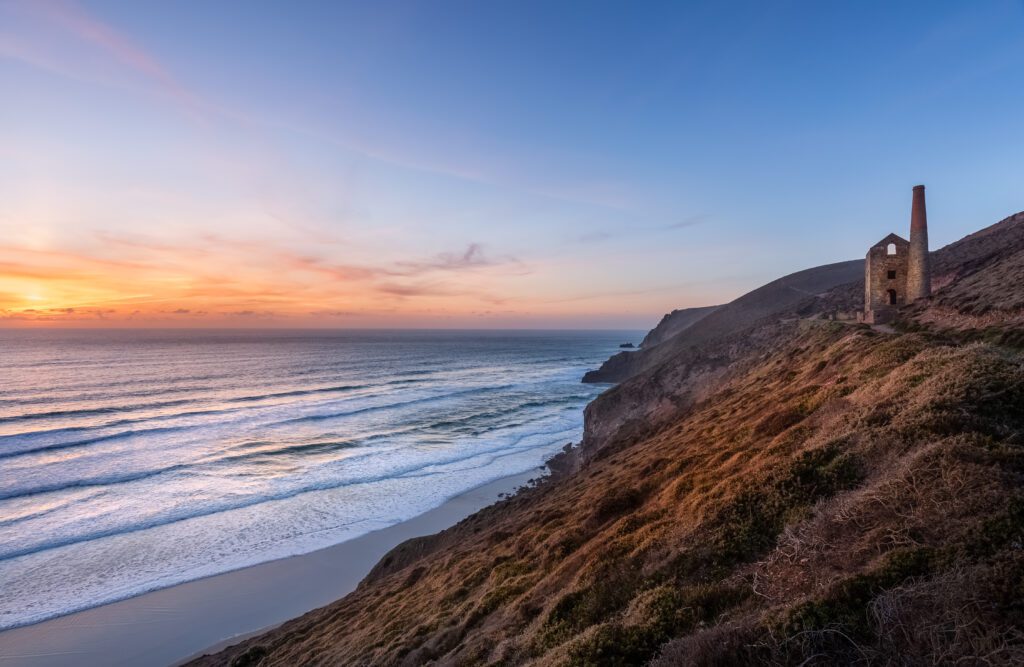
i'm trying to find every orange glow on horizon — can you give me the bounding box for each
[0,237,712,329]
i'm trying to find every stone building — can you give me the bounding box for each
[861,185,931,324]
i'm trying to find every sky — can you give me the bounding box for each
[1,0,1023,329]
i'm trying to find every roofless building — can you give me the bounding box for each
[861,185,932,324]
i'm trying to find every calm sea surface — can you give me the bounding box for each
[0,329,633,630]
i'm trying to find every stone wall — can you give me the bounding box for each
[863,235,909,323]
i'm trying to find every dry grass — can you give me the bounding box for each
[192,214,1024,667]
[191,317,1024,667]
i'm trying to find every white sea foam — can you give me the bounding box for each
[0,329,634,630]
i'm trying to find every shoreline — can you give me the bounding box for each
[0,470,539,667]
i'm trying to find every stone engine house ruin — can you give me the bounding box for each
[861,185,932,324]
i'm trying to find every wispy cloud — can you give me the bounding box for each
[0,2,722,328]
[574,214,710,245]
[664,215,709,230]
[264,241,527,283]
[1,0,208,122]
[0,1,640,213]
[0,233,531,323]
[41,0,203,118]
[392,243,529,277]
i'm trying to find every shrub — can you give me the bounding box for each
[783,547,936,640]
[564,584,749,666]
[538,555,653,650]
[229,645,268,667]
[967,496,1024,557]
[708,446,864,567]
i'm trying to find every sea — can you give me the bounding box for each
[0,328,633,631]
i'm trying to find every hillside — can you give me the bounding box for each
[193,211,1024,667]
[639,306,721,349]
[583,260,863,383]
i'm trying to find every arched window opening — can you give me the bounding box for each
[887,289,898,305]
[887,243,897,256]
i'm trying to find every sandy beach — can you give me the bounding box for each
[0,471,537,667]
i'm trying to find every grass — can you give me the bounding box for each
[193,312,1024,667]
[563,583,750,666]
[782,547,937,640]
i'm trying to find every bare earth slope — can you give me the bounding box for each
[193,212,1024,667]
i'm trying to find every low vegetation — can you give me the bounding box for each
[194,213,1024,666]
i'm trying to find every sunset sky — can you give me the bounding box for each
[2,0,1023,328]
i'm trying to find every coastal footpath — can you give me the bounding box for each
[194,211,1024,666]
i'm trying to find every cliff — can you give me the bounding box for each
[639,305,721,349]
[192,211,1024,667]
[582,260,863,383]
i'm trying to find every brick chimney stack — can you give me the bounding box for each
[906,184,931,301]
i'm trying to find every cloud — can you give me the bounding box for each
[427,243,490,270]
[279,254,382,282]
[307,309,366,318]
[0,232,532,324]
[0,2,640,212]
[574,214,710,244]
[0,260,94,282]
[0,305,115,321]
[391,243,526,276]
[1,0,207,121]
[95,231,211,255]
[664,215,709,230]
[541,282,699,305]
[262,117,642,213]
[226,310,279,319]
[274,241,525,284]
[374,282,457,299]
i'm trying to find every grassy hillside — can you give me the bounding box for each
[639,306,721,349]
[583,260,862,383]
[194,212,1024,667]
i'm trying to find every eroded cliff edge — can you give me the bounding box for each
[193,211,1024,667]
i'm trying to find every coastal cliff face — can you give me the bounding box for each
[576,306,722,394]
[578,211,1024,470]
[194,211,1024,667]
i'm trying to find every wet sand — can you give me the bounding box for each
[0,471,536,667]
